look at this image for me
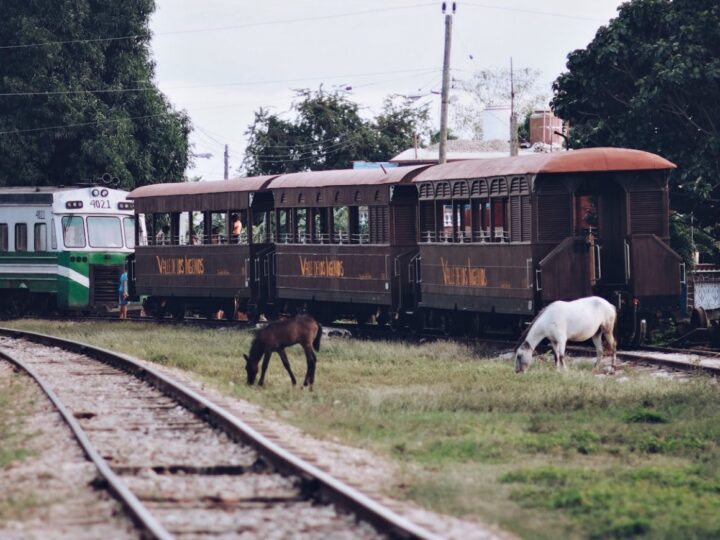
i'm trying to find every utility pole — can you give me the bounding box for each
[224,144,229,180]
[438,2,455,165]
[510,57,519,157]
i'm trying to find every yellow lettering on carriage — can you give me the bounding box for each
[155,256,205,275]
[440,258,487,287]
[298,256,345,277]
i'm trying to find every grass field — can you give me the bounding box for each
[5,320,720,539]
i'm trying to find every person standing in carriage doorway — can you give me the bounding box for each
[231,214,243,243]
[118,263,129,319]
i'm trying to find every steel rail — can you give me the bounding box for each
[0,347,173,540]
[0,327,442,540]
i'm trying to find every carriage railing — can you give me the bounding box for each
[473,229,491,242]
[421,231,436,243]
[146,231,250,246]
[312,232,331,244]
[494,227,509,243]
[333,231,349,244]
[351,233,370,244]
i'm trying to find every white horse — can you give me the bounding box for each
[514,296,617,373]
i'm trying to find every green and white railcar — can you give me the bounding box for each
[0,186,134,317]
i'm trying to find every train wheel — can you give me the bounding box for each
[0,290,29,320]
[376,308,390,327]
[170,301,186,321]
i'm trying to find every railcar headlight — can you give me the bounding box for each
[100,188,109,197]
[91,188,99,197]
[118,202,134,210]
[65,201,83,209]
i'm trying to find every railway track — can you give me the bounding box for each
[0,327,440,540]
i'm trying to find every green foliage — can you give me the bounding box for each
[242,89,429,175]
[0,1,191,189]
[552,0,720,230]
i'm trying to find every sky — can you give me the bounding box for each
[148,0,626,180]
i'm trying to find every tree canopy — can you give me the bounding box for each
[0,0,191,189]
[452,67,548,140]
[241,89,429,176]
[552,0,720,231]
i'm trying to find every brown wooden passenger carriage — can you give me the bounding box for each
[128,176,277,318]
[268,166,428,323]
[412,148,682,333]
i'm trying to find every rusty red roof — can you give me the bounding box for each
[269,165,429,189]
[128,175,278,199]
[412,148,676,182]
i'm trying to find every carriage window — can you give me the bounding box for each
[357,206,369,244]
[62,216,85,248]
[575,194,598,235]
[442,204,453,242]
[34,223,47,251]
[123,217,135,248]
[208,212,227,244]
[87,217,123,248]
[333,206,349,243]
[454,202,471,242]
[228,209,247,244]
[15,223,28,252]
[188,211,204,245]
[295,208,308,243]
[50,219,57,250]
[152,212,171,245]
[277,209,291,243]
[474,201,491,242]
[0,224,7,252]
[492,199,508,242]
[252,210,271,244]
[312,208,329,243]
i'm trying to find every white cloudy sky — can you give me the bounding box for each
[149,0,625,180]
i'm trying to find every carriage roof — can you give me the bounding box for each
[412,148,676,183]
[267,164,429,189]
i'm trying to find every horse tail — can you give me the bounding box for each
[313,323,322,352]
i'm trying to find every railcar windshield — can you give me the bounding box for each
[87,216,123,248]
[123,217,135,248]
[61,216,86,248]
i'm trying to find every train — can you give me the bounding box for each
[127,148,683,339]
[0,185,135,318]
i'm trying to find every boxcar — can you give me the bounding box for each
[268,166,428,324]
[128,176,277,319]
[0,186,134,317]
[412,148,682,335]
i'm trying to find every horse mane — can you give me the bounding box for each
[514,306,548,350]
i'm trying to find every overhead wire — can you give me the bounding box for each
[0,3,436,50]
[0,67,439,97]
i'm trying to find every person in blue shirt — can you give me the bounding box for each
[118,263,129,319]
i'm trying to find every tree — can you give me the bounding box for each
[242,90,429,176]
[0,0,191,189]
[552,0,720,230]
[452,67,549,140]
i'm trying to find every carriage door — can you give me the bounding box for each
[595,180,627,287]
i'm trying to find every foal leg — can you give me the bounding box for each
[301,344,315,390]
[258,352,272,386]
[277,349,297,386]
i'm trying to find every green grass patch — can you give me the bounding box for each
[6,319,720,539]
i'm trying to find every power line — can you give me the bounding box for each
[0,67,439,97]
[463,2,607,23]
[0,112,170,136]
[0,3,436,50]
